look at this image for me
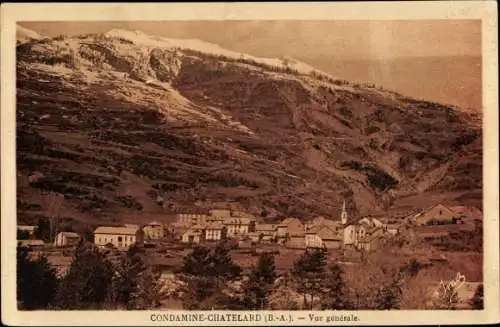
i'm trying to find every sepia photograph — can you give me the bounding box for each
[1,2,498,326]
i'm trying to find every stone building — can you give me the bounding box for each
[175,213,208,226]
[276,217,304,244]
[54,232,81,247]
[254,224,277,243]
[204,222,227,242]
[143,221,164,240]
[223,218,255,238]
[412,204,457,226]
[94,226,144,250]
[305,226,342,250]
[181,224,204,244]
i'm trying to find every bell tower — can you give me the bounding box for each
[341,200,348,225]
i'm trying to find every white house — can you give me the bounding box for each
[143,221,164,240]
[305,231,324,249]
[204,222,226,242]
[223,218,253,238]
[342,217,386,250]
[94,226,144,249]
[54,232,81,247]
[175,213,208,227]
[181,224,204,244]
[209,208,232,219]
[255,224,277,243]
[306,226,342,250]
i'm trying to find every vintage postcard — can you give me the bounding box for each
[1,2,498,326]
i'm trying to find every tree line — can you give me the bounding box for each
[17,240,484,310]
[17,242,160,310]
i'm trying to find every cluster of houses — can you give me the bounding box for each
[17,202,482,253]
[168,201,401,252]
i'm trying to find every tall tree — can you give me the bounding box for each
[182,276,225,310]
[292,248,327,309]
[374,275,403,310]
[108,245,145,308]
[181,246,213,276]
[53,243,114,309]
[17,230,31,240]
[320,263,352,310]
[104,245,162,310]
[34,218,51,243]
[470,284,484,310]
[181,241,241,280]
[181,241,242,309]
[129,267,162,310]
[242,252,278,309]
[17,246,59,310]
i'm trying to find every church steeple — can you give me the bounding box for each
[341,200,348,225]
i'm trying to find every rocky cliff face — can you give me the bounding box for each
[16,28,482,227]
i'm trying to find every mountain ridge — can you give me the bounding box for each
[15,28,482,229]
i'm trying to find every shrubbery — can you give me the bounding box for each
[116,195,143,211]
[341,161,398,191]
[17,246,59,310]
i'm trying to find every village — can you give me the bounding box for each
[17,201,482,272]
[15,194,485,311]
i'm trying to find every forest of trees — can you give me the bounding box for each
[17,240,483,310]
[17,242,161,310]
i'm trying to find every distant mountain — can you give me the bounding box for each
[16,29,482,228]
[17,24,44,43]
[305,56,482,111]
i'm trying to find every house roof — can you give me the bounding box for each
[281,217,303,226]
[183,228,203,236]
[343,217,383,229]
[305,224,322,234]
[359,233,382,243]
[57,232,80,238]
[309,216,341,229]
[366,225,383,235]
[146,221,163,226]
[307,226,341,240]
[173,226,189,235]
[232,211,256,219]
[223,218,251,225]
[209,208,231,215]
[256,224,277,232]
[358,217,384,228]
[124,224,140,229]
[205,222,225,230]
[94,226,140,235]
[449,205,482,218]
[18,225,37,231]
[399,209,425,221]
[18,239,45,246]
[419,203,456,217]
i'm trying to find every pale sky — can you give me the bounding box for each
[20,20,481,60]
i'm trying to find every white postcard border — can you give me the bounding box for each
[1,2,498,326]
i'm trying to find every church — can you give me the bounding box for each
[339,201,391,251]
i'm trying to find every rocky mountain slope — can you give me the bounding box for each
[16,27,482,227]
